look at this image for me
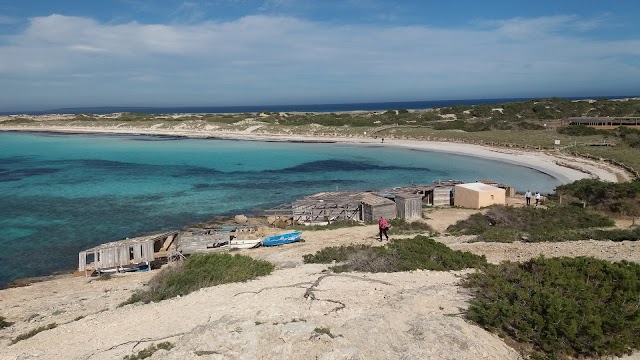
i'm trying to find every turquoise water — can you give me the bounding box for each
[0,132,560,285]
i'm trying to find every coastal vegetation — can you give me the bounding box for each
[123,342,174,360]
[387,218,437,236]
[0,315,9,329]
[12,323,58,344]
[303,233,640,358]
[4,97,639,174]
[302,235,487,272]
[313,327,338,338]
[556,178,640,216]
[121,253,273,305]
[462,257,640,358]
[446,205,622,243]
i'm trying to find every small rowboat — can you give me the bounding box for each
[228,239,262,249]
[261,231,302,247]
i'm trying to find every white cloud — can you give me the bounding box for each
[0,14,638,109]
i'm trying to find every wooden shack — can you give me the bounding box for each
[267,191,364,224]
[432,187,454,206]
[361,193,397,222]
[78,231,178,275]
[395,193,423,220]
[176,230,234,255]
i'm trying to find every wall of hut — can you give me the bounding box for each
[362,202,397,222]
[177,232,233,255]
[395,194,423,220]
[292,205,362,223]
[433,187,454,206]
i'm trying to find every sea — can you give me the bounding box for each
[0,131,562,286]
[2,96,634,115]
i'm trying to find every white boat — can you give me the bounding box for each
[228,239,262,249]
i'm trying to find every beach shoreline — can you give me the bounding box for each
[0,124,633,184]
[0,123,631,286]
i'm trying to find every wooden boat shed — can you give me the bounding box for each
[361,193,397,222]
[395,192,423,220]
[78,231,178,275]
[267,191,366,223]
[176,227,256,255]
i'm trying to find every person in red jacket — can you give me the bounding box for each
[378,216,389,242]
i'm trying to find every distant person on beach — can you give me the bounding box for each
[381,138,384,143]
[535,192,541,206]
[378,216,389,241]
[525,189,532,206]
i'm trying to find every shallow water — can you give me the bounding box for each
[0,132,560,285]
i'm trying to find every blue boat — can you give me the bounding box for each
[261,231,303,247]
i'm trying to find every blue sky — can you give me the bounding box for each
[0,0,639,111]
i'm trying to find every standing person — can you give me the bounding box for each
[535,192,541,206]
[378,216,389,242]
[525,189,532,206]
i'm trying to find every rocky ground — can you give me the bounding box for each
[1,204,640,360]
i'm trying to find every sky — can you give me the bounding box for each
[0,0,639,111]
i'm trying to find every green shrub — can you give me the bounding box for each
[584,227,640,241]
[388,218,436,235]
[557,179,640,216]
[303,235,486,272]
[557,125,606,136]
[477,227,521,242]
[302,244,375,264]
[0,315,10,329]
[122,253,274,304]
[124,342,174,360]
[463,257,640,358]
[12,323,58,344]
[314,327,337,338]
[447,213,491,235]
[448,205,615,242]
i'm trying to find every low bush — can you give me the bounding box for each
[557,125,607,136]
[463,257,640,358]
[124,342,174,360]
[0,315,9,329]
[122,253,274,305]
[448,205,615,242]
[584,226,640,242]
[557,179,640,216]
[303,235,486,272]
[12,323,58,344]
[388,218,436,235]
[302,244,375,264]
